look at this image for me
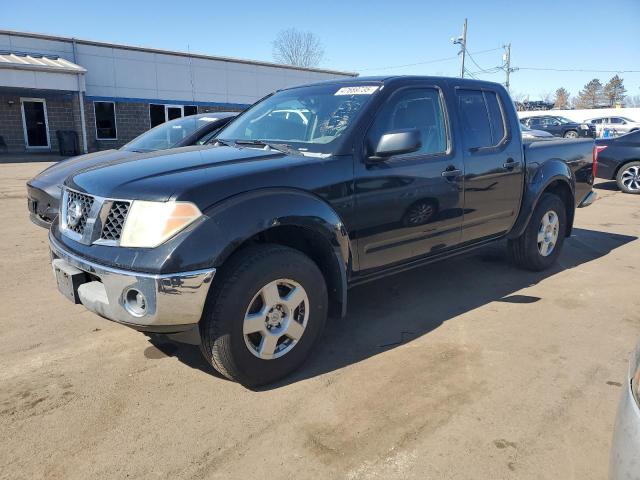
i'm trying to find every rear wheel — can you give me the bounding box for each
[616,161,640,194]
[563,130,578,139]
[508,193,567,271]
[199,244,327,387]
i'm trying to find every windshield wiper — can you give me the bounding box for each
[233,139,298,155]
[213,138,233,147]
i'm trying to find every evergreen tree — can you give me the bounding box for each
[576,79,604,108]
[603,75,627,106]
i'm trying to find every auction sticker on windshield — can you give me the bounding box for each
[335,86,379,95]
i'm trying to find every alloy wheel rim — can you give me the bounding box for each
[408,203,433,224]
[621,166,640,192]
[243,279,309,360]
[537,210,559,257]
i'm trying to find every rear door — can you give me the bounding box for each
[456,88,524,242]
[353,83,464,271]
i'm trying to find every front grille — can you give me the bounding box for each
[101,201,130,241]
[66,190,94,235]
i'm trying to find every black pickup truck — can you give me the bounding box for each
[46,76,597,386]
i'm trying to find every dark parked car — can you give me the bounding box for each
[45,76,596,386]
[595,130,640,194]
[520,115,596,139]
[596,131,640,194]
[26,112,238,227]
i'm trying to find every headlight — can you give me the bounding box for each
[580,124,590,129]
[120,200,202,248]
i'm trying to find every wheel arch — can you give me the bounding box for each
[613,158,640,180]
[508,160,575,239]
[188,188,352,318]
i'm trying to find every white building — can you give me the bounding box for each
[0,29,356,154]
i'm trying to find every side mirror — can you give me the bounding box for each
[369,129,422,160]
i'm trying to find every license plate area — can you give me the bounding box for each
[52,259,88,304]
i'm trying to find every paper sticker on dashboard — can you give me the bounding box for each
[335,86,379,95]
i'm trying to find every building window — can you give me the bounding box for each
[94,102,117,139]
[149,104,199,128]
[150,104,166,128]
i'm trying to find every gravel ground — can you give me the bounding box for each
[1,162,638,479]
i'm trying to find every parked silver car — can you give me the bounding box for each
[587,116,640,136]
[609,339,640,479]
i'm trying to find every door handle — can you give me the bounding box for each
[441,167,462,178]
[503,158,520,170]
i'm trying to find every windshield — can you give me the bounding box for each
[217,83,380,154]
[122,115,219,152]
[556,116,574,124]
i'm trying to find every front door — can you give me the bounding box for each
[21,98,50,148]
[456,88,524,242]
[353,84,464,272]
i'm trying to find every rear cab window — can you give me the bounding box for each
[457,89,508,150]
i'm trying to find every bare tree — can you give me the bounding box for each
[539,91,553,103]
[272,28,324,68]
[626,95,640,108]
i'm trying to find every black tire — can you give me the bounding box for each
[615,161,640,194]
[563,130,578,139]
[508,193,567,271]
[199,244,327,387]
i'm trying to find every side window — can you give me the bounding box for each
[368,88,447,156]
[610,117,622,124]
[485,91,506,144]
[458,90,490,149]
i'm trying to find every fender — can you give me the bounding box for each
[165,188,351,316]
[507,158,575,239]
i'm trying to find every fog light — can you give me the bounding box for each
[124,288,147,317]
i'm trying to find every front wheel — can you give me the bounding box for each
[563,130,578,139]
[199,244,327,387]
[616,161,640,194]
[508,193,567,271]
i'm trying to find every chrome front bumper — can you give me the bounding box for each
[609,342,640,480]
[49,234,215,332]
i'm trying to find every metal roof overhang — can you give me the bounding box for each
[0,52,86,91]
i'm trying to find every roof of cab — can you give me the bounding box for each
[282,75,505,91]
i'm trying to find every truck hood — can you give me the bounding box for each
[28,149,135,196]
[66,144,301,207]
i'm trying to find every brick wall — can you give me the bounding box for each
[84,100,150,152]
[0,92,80,154]
[0,89,246,155]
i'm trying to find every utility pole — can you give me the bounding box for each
[452,19,467,78]
[503,43,518,92]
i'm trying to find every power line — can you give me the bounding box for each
[518,67,640,74]
[356,48,502,72]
